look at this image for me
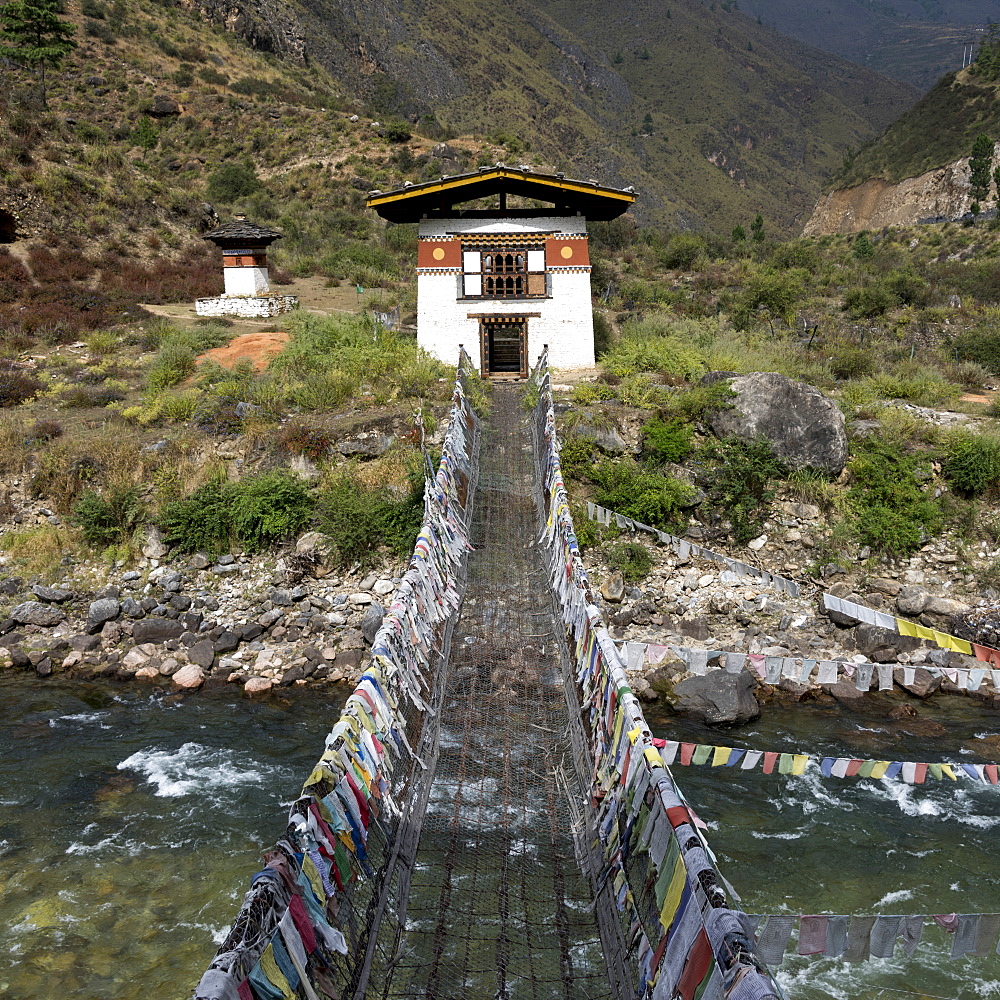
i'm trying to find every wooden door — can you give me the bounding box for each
[480,318,527,378]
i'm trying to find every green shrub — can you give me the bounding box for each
[571,382,616,406]
[160,472,314,554]
[730,269,805,328]
[206,162,261,202]
[844,282,894,318]
[698,437,786,544]
[601,328,706,379]
[606,540,653,581]
[657,234,705,270]
[953,322,1000,373]
[664,381,735,423]
[72,486,146,547]
[640,417,693,465]
[943,431,1000,496]
[591,459,694,530]
[828,345,876,380]
[316,467,424,568]
[146,342,196,390]
[558,436,597,481]
[278,421,335,461]
[229,472,314,552]
[848,439,943,554]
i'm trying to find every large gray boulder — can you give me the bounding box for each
[707,372,848,474]
[87,598,121,634]
[673,671,760,725]
[132,617,185,644]
[11,601,65,627]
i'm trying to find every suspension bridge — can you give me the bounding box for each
[193,350,782,1000]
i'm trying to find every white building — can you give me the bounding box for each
[367,168,635,377]
[196,218,298,319]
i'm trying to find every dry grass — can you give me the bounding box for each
[0,524,80,580]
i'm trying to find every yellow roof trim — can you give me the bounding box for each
[366,168,636,209]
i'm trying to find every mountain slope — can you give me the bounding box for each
[738,0,994,89]
[185,0,918,233]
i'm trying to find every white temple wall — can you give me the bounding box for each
[224,266,270,296]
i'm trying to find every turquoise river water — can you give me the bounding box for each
[1,677,998,999]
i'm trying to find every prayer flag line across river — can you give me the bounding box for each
[649,737,1000,784]
[750,912,1000,964]
[620,639,1000,695]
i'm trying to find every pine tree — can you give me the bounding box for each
[132,115,158,159]
[750,213,765,243]
[0,0,77,108]
[969,133,995,217]
[731,224,746,242]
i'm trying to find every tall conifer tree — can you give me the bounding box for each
[0,0,77,108]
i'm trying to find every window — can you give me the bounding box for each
[462,244,546,299]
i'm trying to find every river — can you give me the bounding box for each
[1,678,997,999]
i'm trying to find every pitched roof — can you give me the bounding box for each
[366,166,636,223]
[202,220,284,244]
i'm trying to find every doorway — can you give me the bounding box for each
[480,316,527,378]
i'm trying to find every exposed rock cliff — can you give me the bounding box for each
[804,143,999,235]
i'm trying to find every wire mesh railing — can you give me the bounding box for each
[193,349,481,1000]
[528,346,785,1000]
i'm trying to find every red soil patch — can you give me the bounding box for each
[961,392,995,405]
[196,331,290,372]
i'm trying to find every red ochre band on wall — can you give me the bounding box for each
[417,240,463,269]
[222,254,268,267]
[544,236,589,268]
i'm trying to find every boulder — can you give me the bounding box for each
[707,371,848,474]
[172,663,205,689]
[31,584,72,603]
[564,415,627,455]
[896,586,930,617]
[921,597,972,627]
[822,680,867,707]
[131,618,185,644]
[337,435,395,459]
[245,677,273,696]
[893,666,941,699]
[361,603,385,644]
[854,624,919,662]
[601,573,625,603]
[10,601,65,627]
[150,94,182,117]
[142,525,169,559]
[214,631,241,653]
[87,598,121,634]
[187,639,216,669]
[121,597,146,620]
[673,671,759,725]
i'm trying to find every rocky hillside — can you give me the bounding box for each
[179,0,919,233]
[807,50,1000,234]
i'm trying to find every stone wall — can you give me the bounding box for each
[195,294,298,318]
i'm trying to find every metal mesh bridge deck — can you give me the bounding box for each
[364,385,622,999]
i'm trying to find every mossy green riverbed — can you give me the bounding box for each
[1,678,997,999]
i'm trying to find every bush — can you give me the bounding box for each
[28,419,62,441]
[730,269,805,328]
[160,471,314,554]
[72,486,146,547]
[843,282,894,318]
[828,345,876,380]
[0,364,42,407]
[278,421,334,461]
[206,162,261,202]
[664,381,735,423]
[146,342,196,391]
[558,436,597,481]
[848,439,943,554]
[601,320,707,379]
[657,234,705,270]
[316,467,424,568]
[640,417,693,465]
[591,459,694,530]
[698,437,786,544]
[606,540,653,581]
[593,311,613,359]
[943,431,1000,496]
[953,322,1000,373]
